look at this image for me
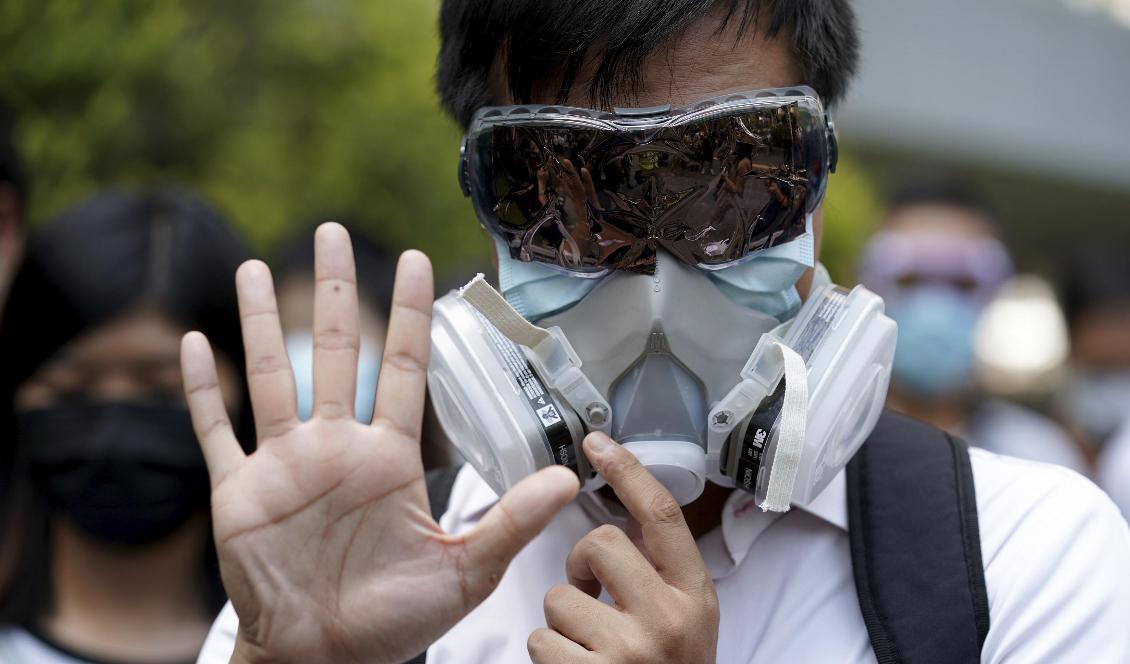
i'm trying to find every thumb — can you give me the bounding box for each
[461,466,579,600]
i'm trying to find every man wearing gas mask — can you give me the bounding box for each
[190,1,1130,663]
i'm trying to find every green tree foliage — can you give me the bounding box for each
[0,0,877,279]
[0,0,486,272]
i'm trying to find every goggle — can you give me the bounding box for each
[458,86,838,274]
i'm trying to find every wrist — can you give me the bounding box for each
[229,633,270,664]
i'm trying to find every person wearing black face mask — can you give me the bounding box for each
[0,187,252,664]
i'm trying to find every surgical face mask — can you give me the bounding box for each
[429,252,895,508]
[1061,369,1130,445]
[285,330,382,423]
[496,218,815,323]
[887,287,981,398]
[20,400,210,546]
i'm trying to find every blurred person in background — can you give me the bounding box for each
[0,103,27,319]
[1059,246,1130,515]
[859,179,1088,473]
[271,222,450,470]
[0,188,252,663]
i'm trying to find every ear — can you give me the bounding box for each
[796,207,824,300]
[0,184,24,313]
[0,182,24,262]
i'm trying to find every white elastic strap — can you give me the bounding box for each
[461,274,551,348]
[761,341,809,512]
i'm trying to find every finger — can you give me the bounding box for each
[565,524,661,607]
[236,260,299,440]
[181,332,244,486]
[371,250,433,444]
[527,628,598,664]
[312,222,360,419]
[543,583,626,649]
[462,466,579,598]
[561,159,583,196]
[581,167,598,206]
[537,168,549,206]
[582,432,705,590]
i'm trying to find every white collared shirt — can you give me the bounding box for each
[1098,418,1130,520]
[197,448,1130,663]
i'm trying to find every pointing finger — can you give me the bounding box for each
[582,432,705,590]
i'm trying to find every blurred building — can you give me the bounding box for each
[838,0,1130,271]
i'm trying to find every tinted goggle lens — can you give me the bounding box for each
[464,89,834,274]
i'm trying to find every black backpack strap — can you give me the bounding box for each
[403,466,462,664]
[425,465,462,522]
[847,410,990,664]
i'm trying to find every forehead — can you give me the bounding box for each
[50,309,185,367]
[885,204,996,240]
[525,10,802,109]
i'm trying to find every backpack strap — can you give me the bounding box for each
[425,466,462,522]
[847,410,990,664]
[403,466,463,664]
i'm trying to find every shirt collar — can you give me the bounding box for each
[796,469,849,531]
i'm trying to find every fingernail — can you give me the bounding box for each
[586,432,612,453]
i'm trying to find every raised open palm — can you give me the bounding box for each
[180,223,579,664]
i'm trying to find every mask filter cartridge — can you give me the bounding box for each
[429,290,592,495]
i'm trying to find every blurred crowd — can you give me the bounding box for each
[0,90,1127,661]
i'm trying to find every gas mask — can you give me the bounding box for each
[429,254,895,508]
[429,87,896,509]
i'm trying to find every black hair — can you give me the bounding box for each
[273,220,397,316]
[1060,244,1130,327]
[437,0,860,128]
[0,103,27,213]
[886,177,999,228]
[0,185,253,625]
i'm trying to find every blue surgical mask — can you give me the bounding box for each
[887,287,981,397]
[495,218,814,323]
[284,330,382,423]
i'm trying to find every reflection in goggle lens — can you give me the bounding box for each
[467,92,833,274]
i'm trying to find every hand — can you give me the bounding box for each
[180,223,579,664]
[528,433,720,664]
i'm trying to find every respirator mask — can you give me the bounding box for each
[429,87,897,509]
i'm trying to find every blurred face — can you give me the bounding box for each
[864,204,1012,400]
[16,309,239,412]
[1063,303,1130,443]
[1072,306,1130,372]
[15,309,241,546]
